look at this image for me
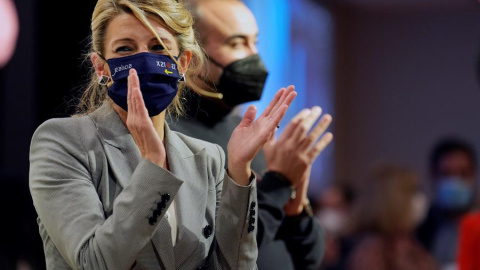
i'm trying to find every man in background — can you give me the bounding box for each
[168,0,328,269]
[454,44,480,270]
[416,137,478,270]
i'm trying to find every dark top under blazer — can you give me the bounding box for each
[168,107,325,270]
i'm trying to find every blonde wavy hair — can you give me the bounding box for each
[76,0,206,116]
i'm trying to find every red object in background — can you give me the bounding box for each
[458,212,480,270]
[0,0,19,68]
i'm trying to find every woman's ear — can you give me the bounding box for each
[91,53,109,77]
[178,50,192,74]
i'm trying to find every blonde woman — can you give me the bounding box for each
[346,165,439,270]
[28,0,296,269]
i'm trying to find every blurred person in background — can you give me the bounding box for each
[169,0,331,269]
[346,164,438,270]
[315,182,356,270]
[416,138,478,270]
[455,42,480,270]
[170,0,270,173]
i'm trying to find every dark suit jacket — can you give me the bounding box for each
[168,102,325,270]
[256,172,325,270]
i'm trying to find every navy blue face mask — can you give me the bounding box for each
[106,52,182,116]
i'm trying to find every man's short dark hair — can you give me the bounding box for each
[429,137,477,174]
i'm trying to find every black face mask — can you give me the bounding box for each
[209,54,269,107]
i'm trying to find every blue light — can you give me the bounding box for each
[242,0,291,122]
[243,0,335,193]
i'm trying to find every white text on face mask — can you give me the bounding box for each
[157,61,176,70]
[112,63,133,77]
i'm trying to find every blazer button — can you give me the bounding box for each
[157,201,166,211]
[250,201,256,209]
[203,225,213,239]
[148,216,157,225]
[249,217,255,225]
[248,225,255,233]
[250,209,256,216]
[153,209,161,217]
[161,193,171,202]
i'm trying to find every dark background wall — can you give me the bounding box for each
[1,0,97,269]
[331,2,480,193]
[1,0,41,267]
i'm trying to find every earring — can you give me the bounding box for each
[98,75,111,85]
[178,73,186,83]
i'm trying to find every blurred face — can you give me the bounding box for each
[197,0,259,82]
[316,187,349,237]
[433,150,477,213]
[436,150,476,185]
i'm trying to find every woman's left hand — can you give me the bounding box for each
[227,85,297,185]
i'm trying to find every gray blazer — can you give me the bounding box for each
[29,102,258,270]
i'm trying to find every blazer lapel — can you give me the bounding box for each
[163,125,210,269]
[90,103,208,269]
[89,102,141,189]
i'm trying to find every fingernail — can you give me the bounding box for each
[130,69,135,75]
[312,106,321,115]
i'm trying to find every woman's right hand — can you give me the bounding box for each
[126,68,166,167]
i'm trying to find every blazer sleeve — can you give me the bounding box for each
[208,144,258,270]
[29,118,184,270]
